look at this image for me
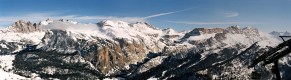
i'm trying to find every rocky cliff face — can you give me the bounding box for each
[40,30,148,75]
[10,20,40,33]
[0,19,288,80]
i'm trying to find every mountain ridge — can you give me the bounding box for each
[270,31,291,41]
[0,19,288,80]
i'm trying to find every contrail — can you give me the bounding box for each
[143,8,193,19]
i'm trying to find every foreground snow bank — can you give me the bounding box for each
[0,55,27,80]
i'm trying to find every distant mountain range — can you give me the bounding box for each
[270,31,291,41]
[0,19,290,80]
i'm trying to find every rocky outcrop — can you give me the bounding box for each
[181,28,224,40]
[224,25,242,34]
[193,28,224,34]
[163,35,180,39]
[0,40,23,54]
[39,30,162,76]
[10,20,40,33]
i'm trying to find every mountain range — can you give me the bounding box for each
[0,18,290,80]
[270,31,291,41]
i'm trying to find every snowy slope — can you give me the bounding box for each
[0,31,45,44]
[0,69,27,80]
[173,26,279,53]
[0,55,27,80]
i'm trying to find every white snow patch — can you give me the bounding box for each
[0,55,27,80]
[0,69,27,80]
[258,31,280,47]
[162,28,184,36]
[0,44,7,48]
[223,34,253,46]
[40,21,50,25]
[0,31,45,44]
[68,20,78,24]
[0,55,16,70]
[280,56,291,67]
[222,31,279,47]
[212,75,219,79]
[43,67,57,75]
[104,77,125,80]
[148,77,158,80]
[138,56,167,73]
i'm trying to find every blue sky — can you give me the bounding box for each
[0,0,290,32]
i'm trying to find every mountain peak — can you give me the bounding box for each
[270,31,291,41]
[270,31,291,36]
[163,28,176,35]
[97,20,129,28]
[39,18,54,25]
[46,18,54,22]
[131,21,159,30]
[9,20,40,33]
[284,31,291,35]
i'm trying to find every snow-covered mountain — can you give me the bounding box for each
[0,19,289,79]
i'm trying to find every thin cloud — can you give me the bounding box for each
[70,16,146,22]
[69,8,194,21]
[167,21,241,25]
[223,11,239,17]
[143,8,193,19]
